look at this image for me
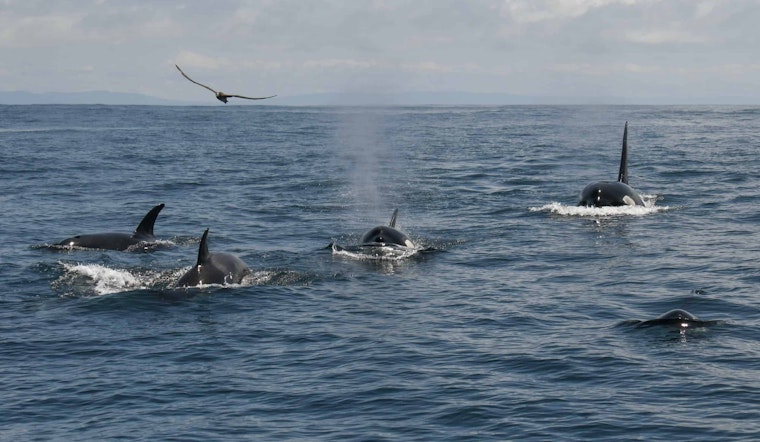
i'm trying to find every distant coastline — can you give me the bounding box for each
[1,90,757,106]
[0,90,187,106]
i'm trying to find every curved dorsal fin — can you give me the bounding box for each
[135,203,165,236]
[617,122,629,184]
[196,228,210,266]
[389,208,399,228]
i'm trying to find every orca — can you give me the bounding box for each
[635,309,718,329]
[360,209,415,248]
[58,204,165,251]
[578,122,645,207]
[175,229,250,287]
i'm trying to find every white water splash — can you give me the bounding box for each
[529,195,668,217]
[245,270,281,285]
[331,243,419,261]
[60,262,144,295]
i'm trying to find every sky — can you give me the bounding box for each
[1,0,759,104]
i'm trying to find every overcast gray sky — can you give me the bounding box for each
[1,0,759,104]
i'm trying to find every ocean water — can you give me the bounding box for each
[1,104,759,441]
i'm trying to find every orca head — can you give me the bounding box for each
[578,181,643,207]
[175,265,203,287]
[360,226,413,247]
[637,309,713,329]
[359,209,415,248]
[656,309,698,323]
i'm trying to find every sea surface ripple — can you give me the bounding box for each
[1,104,759,441]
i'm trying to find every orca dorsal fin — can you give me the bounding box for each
[389,208,399,228]
[617,122,629,184]
[196,228,210,266]
[135,203,165,236]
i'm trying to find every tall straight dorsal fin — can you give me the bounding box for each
[617,122,629,184]
[196,229,210,266]
[135,203,165,236]
[389,208,399,228]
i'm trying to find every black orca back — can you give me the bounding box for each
[58,203,165,250]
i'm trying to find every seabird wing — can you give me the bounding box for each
[175,64,218,94]
[226,94,277,101]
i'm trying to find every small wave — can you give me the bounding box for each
[244,270,311,286]
[0,126,141,134]
[54,262,179,296]
[57,262,144,296]
[330,243,420,261]
[529,196,667,217]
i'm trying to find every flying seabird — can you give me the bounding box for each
[175,64,276,103]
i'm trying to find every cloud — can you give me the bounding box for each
[549,62,662,76]
[0,2,182,48]
[1,0,759,102]
[498,0,642,23]
[625,29,707,45]
[0,11,83,48]
[173,50,285,75]
[175,51,223,70]
[303,59,382,70]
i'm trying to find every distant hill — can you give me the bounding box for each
[0,90,549,106]
[273,92,760,106]
[2,90,756,106]
[0,91,190,105]
[270,91,550,106]
[0,90,598,106]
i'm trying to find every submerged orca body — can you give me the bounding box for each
[58,204,165,251]
[578,122,645,207]
[360,209,415,248]
[175,229,250,288]
[636,309,717,329]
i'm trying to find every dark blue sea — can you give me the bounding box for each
[1,104,759,441]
